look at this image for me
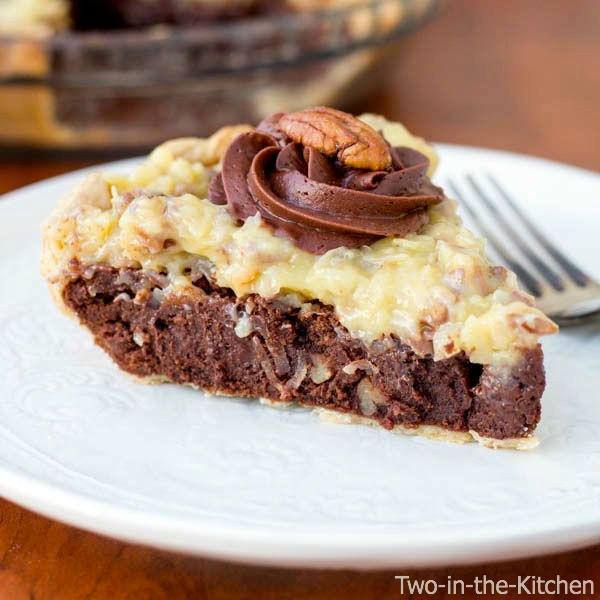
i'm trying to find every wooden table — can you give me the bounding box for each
[1,0,599,597]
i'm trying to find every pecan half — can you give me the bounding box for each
[278,107,392,171]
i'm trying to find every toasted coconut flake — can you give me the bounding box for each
[357,377,388,416]
[342,359,379,375]
[309,354,333,384]
[234,312,253,338]
[286,354,308,390]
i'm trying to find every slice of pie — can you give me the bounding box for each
[41,107,557,449]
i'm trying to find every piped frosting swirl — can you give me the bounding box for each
[209,108,444,254]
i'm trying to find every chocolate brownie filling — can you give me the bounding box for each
[62,266,545,440]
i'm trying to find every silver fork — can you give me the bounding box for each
[446,174,600,326]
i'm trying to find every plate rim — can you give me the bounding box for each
[1,143,599,568]
[1,456,599,569]
[2,142,599,205]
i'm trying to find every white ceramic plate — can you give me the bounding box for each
[1,145,599,570]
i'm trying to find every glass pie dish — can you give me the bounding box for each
[0,0,441,154]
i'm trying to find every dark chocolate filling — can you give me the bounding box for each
[62,266,545,440]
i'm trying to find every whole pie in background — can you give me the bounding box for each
[0,0,390,31]
[0,0,439,151]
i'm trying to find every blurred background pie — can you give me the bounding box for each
[0,0,440,152]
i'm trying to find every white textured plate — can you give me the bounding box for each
[1,145,599,569]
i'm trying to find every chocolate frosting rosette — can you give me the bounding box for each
[209,107,444,254]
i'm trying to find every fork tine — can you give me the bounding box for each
[446,179,542,297]
[465,175,565,291]
[487,173,591,287]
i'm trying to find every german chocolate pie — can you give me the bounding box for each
[42,108,558,448]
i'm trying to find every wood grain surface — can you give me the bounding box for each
[1,0,599,598]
